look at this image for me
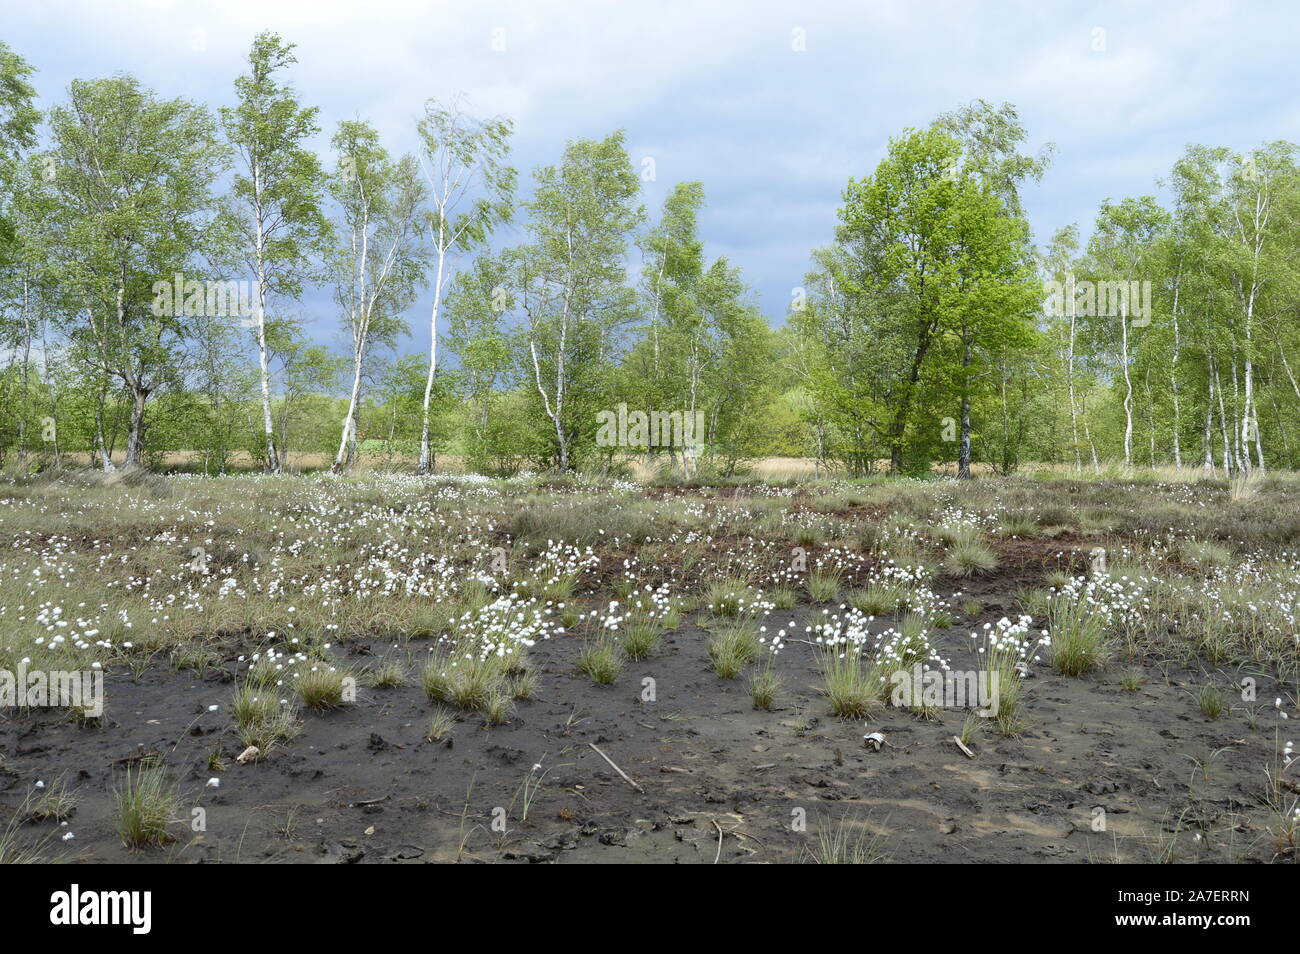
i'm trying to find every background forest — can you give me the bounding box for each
[1,34,1296,479]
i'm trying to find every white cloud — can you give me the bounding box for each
[6,0,1298,331]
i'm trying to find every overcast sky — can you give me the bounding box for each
[4,0,1298,352]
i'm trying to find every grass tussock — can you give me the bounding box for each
[1048,598,1111,677]
[113,761,178,850]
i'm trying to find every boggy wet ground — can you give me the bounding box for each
[2,591,1291,864]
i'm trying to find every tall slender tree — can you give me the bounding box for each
[513,132,643,473]
[221,31,329,474]
[327,121,427,473]
[413,98,514,474]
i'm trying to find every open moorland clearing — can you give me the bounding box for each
[0,469,1297,863]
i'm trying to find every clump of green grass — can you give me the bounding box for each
[709,622,762,678]
[848,581,910,617]
[857,522,884,553]
[1048,597,1111,676]
[244,654,284,688]
[1043,569,1072,589]
[1197,684,1225,719]
[771,586,797,610]
[517,567,581,602]
[455,579,494,616]
[407,604,455,639]
[619,617,663,660]
[995,702,1028,738]
[1017,586,1052,617]
[29,776,77,822]
[482,688,514,726]
[1175,538,1232,569]
[1120,668,1144,691]
[446,656,506,710]
[819,647,886,718]
[578,637,624,685]
[171,642,219,674]
[422,647,525,720]
[932,523,981,546]
[296,663,351,710]
[425,707,455,742]
[703,577,755,618]
[749,660,780,710]
[806,567,843,603]
[997,514,1039,538]
[422,650,454,702]
[114,761,178,850]
[232,683,300,751]
[366,656,407,688]
[944,536,999,577]
[508,668,538,700]
[0,799,55,863]
[804,813,887,864]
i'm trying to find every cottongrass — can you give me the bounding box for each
[232,683,301,752]
[114,761,178,850]
[296,662,352,710]
[944,536,999,577]
[972,615,1049,736]
[1048,595,1111,676]
[806,567,843,603]
[819,647,887,718]
[28,775,77,822]
[709,622,762,678]
[578,637,624,685]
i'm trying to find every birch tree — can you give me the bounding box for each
[46,75,224,469]
[1088,197,1169,470]
[221,31,329,474]
[414,98,514,474]
[327,121,427,473]
[0,40,38,260]
[0,42,39,462]
[1217,143,1297,472]
[514,132,642,473]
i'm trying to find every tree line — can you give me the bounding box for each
[0,34,1296,478]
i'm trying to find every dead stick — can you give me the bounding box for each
[589,743,644,793]
[712,819,723,864]
[952,736,975,759]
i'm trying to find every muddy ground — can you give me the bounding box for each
[2,556,1291,864]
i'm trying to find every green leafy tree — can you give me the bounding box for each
[46,75,225,469]
[414,98,515,473]
[513,131,643,472]
[327,121,428,473]
[221,31,330,473]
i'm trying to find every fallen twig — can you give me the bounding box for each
[589,742,644,793]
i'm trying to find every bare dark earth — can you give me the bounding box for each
[2,581,1288,864]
